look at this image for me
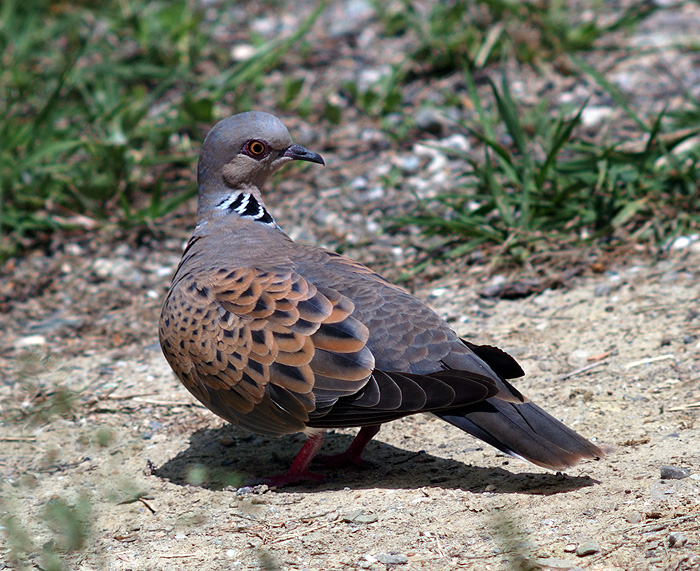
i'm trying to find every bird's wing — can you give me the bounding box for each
[160,266,376,435]
[159,261,517,435]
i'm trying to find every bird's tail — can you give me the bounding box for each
[436,399,603,470]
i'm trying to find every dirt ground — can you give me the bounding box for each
[2,2,700,570]
[1,235,699,571]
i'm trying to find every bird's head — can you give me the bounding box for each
[196,111,324,215]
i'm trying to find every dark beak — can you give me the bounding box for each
[283,143,325,166]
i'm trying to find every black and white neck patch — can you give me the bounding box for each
[216,192,276,226]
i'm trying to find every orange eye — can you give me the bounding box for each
[248,140,266,156]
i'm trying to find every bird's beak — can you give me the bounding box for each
[283,143,325,166]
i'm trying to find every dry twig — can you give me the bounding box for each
[556,360,607,381]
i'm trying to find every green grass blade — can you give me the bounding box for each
[492,72,527,156]
[571,55,649,132]
[535,100,587,189]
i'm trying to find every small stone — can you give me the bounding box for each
[568,349,590,367]
[580,106,614,128]
[593,283,611,297]
[414,107,444,134]
[375,552,408,565]
[328,0,374,37]
[343,509,378,524]
[350,176,368,190]
[535,559,582,570]
[396,155,421,174]
[218,435,235,446]
[354,513,379,524]
[355,184,385,203]
[14,335,47,348]
[438,133,470,153]
[660,465,690,480]
[575,541,600,557]
[671,235,697,250]
[92,258,143,285]
[65,243,84,256]
[230,44,256,61]
[668,532,687,547]
[625,511,643,524]
[659,271,679,284]
[564,543,576,553]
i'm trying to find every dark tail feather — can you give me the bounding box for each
[436,399,603,470]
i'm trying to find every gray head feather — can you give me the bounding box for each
[196,112,308,217]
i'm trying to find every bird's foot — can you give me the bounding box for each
[261,432,327,488]
[312,425,381,469]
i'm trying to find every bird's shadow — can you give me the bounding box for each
[153,424,600,495]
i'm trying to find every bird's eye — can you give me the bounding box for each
[248,140,266,156]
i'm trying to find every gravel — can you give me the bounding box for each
[575,541,601,557]
[668,532,688,548]
[660,465,691,480]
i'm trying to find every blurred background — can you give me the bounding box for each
[2,0,700,276]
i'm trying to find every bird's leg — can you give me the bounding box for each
[313,425,381,469]
[264,432,326,488]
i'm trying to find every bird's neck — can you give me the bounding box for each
[196,182,280,231]
[215,190,276,226]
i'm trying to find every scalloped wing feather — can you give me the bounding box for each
[159,267,375,435]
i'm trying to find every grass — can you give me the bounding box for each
[371,0,659,72]
[343,0,655,124]
[399,65,700,262]
[2,0,697,267]
[2,493,92,571]
[0,0,324,260]
[345,0,700,264]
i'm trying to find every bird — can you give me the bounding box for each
[159,111,603,487]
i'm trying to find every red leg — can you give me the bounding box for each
[264,432,326,488]
[314,425,381,469]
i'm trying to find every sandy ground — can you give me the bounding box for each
[1,241,699,571]
[2,3,700,569]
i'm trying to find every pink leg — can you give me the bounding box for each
[314,425,381,469]
[264,432,326,488]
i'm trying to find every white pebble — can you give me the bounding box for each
[15,335,47,348]
[230,44,256,60]
[671,236,691,250]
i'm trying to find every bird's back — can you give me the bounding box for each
[169,217,495,378]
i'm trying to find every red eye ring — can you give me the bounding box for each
[248,140,266,156]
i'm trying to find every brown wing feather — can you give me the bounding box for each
[159,267,375,436]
